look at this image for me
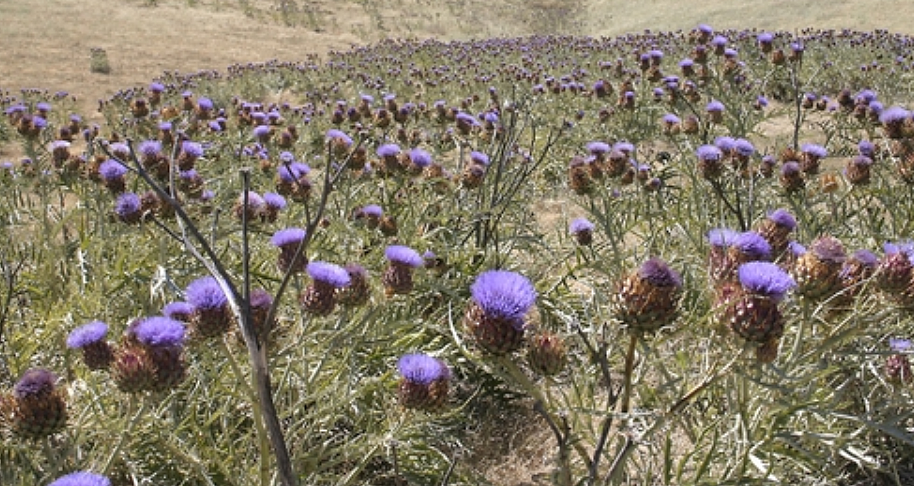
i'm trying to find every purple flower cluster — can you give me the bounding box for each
[397,353,450,385]
[470,270,537,323]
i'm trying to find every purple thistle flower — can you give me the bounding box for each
[36,102,52,112]
[756,95,769,108]
[397,353,450,385]
[158,122,172,131]
[131,317,186,347]
[714,136,736,153]
[880,106,910,124]
[139,140,162,157]
[470,270,537,322]
[679,59,694,68]
[738,261,796,302]
[385,245,424,267]
[181,141,204,158]
[884,241,914,263]
[757,32,774,44]
[711,35,728,47]
[277,162,311,182]
[307,261,351,288]
[163,302,195,320]
[706,100,725,113]
[14,369,57,398]
[569,217,595,234]
[801,143,827,158]
[98,160,127,181]
[587,141,611,156]
[197,97,214,111]
[252,125,271,139]
[263,192,287,210]
[733,231,771,260]
[789,241,807,256]
[662,113,681,125]
[149,82,165,93]
[781,161,801,176]
[185,276,228,310]
[696,145,723,162]
[48,471,111,486]
[360,204,383,217]
[890,338,912,353]
[708,228,738,248]
[767,209,796,230]
[67,321,108,348]
[698,23,713,34]
[455,112,479,126]
[852,249,878,267]
[271,227,306,247]
[114,193,141,218]
[734,139,755,157]
[858,140,876,158]
[614,141,635,155]
[377,143,401,158]
[327,128,352,147]
[638,258,682,287]
[470,151,490,166]
[409,148,433,168]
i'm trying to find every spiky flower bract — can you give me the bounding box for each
[615,258,683,334]
[11,368,67,439]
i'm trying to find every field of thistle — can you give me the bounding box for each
[6,23,914,486]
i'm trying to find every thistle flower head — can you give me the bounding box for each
[734,139,755,157]
[714,136,735,153]
[879,106,910,124]
[801,143,827,159]
[858,140,876,158]
[613,141,635,155]
[326,129,352,147]
[733,231,771,260]
[114,193,141,218]
[277,162,310,182]
[569,217,595,234]
[738,261,796,301]
[587,141,611,155]
[130,317,186,347]
[851,249,878,267]
[757,32,774,44]
[470,151,490,166]
[138,140,162,157]
[385,245,424,267]
[377,144,401,158]
[767,209,796,230]
[306,261,351,288]
[409,148,433,168]
[163,302,195,320]
[99,160,128,181]
[890,338,912,352]
[263,193,287,210]
[360,204,383,218]
[470,270,537,322]
[270,227,306,247]
[696,145,723,162]
[789,241,807,256]
[66,321,108,349]
[638,258,682,287]
[708,228,738,248]
[884,241,914,263]
[810,235,846,263]
[181,141,204,158]
[706,100,725,112]
[14,369,57,398]
[48,472,111,486]
[185,276,228,310]
[397,353,450,385]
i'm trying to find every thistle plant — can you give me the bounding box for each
[6,24,914,486]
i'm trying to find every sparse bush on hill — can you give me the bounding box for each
[3,26,914,486]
